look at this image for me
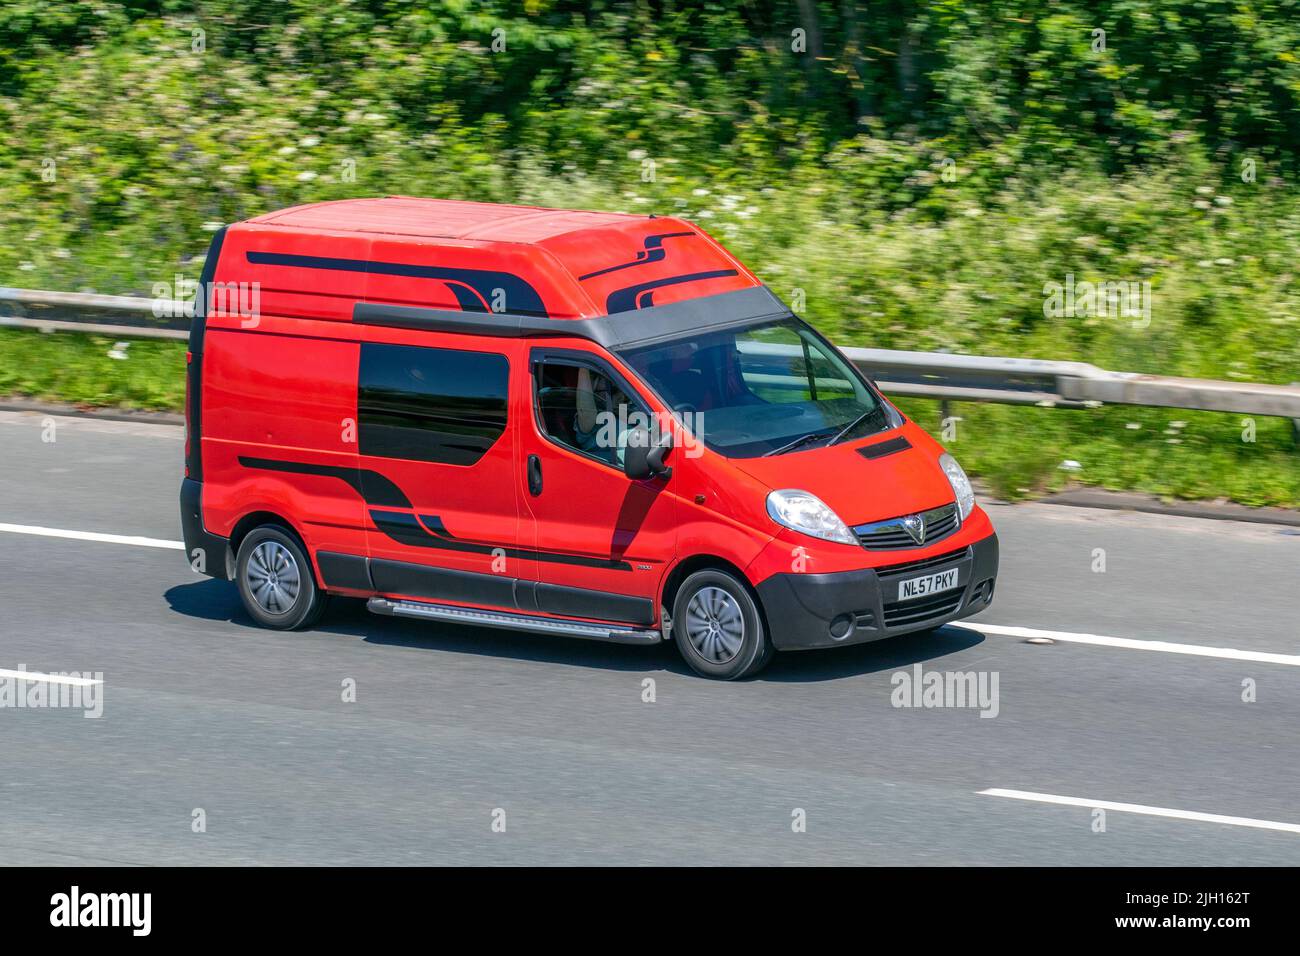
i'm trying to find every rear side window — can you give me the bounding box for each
[358,343,508,465]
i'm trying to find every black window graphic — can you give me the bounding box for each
[358,343,509,465]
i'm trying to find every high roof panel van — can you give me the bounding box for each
[180,197,998,678]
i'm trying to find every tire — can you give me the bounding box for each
[234,525,328,630]
[672,569,774,679]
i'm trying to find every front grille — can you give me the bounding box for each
[882,589,964,628]
[875,546,970,579]
[854,502,960,551]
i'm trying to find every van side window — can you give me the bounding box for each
[534,360,642,468]
[358,343,508,465]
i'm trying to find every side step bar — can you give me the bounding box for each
[367,597,663,646]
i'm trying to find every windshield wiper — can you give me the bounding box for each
[827,405,887,447]
[763,429,837,457]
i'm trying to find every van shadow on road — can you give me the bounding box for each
[164,579,984,682]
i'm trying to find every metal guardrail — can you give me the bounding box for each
[3,286,1300,422]
[0,287,187,340]
[839,347,1300,420]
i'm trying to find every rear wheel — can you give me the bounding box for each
[672,569,774,679]
[235,525,328,630]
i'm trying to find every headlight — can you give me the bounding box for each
[766,489,857,545]
[939,453,975,521]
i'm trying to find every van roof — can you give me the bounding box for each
[247,196,648,243]
[222,196,764,322]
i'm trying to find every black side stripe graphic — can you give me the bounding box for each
[370,510,634,571]
[245,251,549,317]
[238,457,412,509]
[446,282,490,312]
[856,435,912,460]
[237,457,632,571]
[606,269,739,314]
[577,231,694,281]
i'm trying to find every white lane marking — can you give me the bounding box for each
[0,522,183,550]
[979,788,1300,835]
[965,622,1300,667]
[0,668,102,687]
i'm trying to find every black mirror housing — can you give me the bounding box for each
[624,426,673,481]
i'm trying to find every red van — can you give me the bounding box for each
[179,197,997,678]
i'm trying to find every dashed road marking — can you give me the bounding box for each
[967,622,1300,667]
[0,522,183,550]
[0,667,103,687]
[979,788,1300,835]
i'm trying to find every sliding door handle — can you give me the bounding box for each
[527,455,543,496]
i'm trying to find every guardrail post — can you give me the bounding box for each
[1292,383,1300,446]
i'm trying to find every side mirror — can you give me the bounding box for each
[623,427,673,481]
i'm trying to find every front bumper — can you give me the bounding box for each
[755,532,998,650]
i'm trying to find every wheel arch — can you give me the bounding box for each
[660,554,770,634]
[228,510,320,586]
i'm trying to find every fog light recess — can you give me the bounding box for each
[829,614,854,641]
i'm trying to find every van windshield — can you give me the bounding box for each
[619,317,889,458]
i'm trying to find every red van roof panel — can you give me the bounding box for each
[248,196,641,242]
[230,197,760,319]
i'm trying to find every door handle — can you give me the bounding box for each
[527,454,543,496]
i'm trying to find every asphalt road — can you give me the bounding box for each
[1,409,1298,865]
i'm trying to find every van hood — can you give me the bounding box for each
[729,424,957,526]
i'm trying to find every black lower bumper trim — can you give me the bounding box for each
[179,478,231,581]
[757,533,999,650]
[318,551,373,591]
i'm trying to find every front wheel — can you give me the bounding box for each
[235,525,328,630]
[672,569,774,679]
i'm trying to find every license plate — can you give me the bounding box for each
[898,568,960,601]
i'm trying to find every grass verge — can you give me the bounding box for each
[0,328,185,411]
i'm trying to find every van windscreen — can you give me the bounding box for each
[619,317,888,458]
